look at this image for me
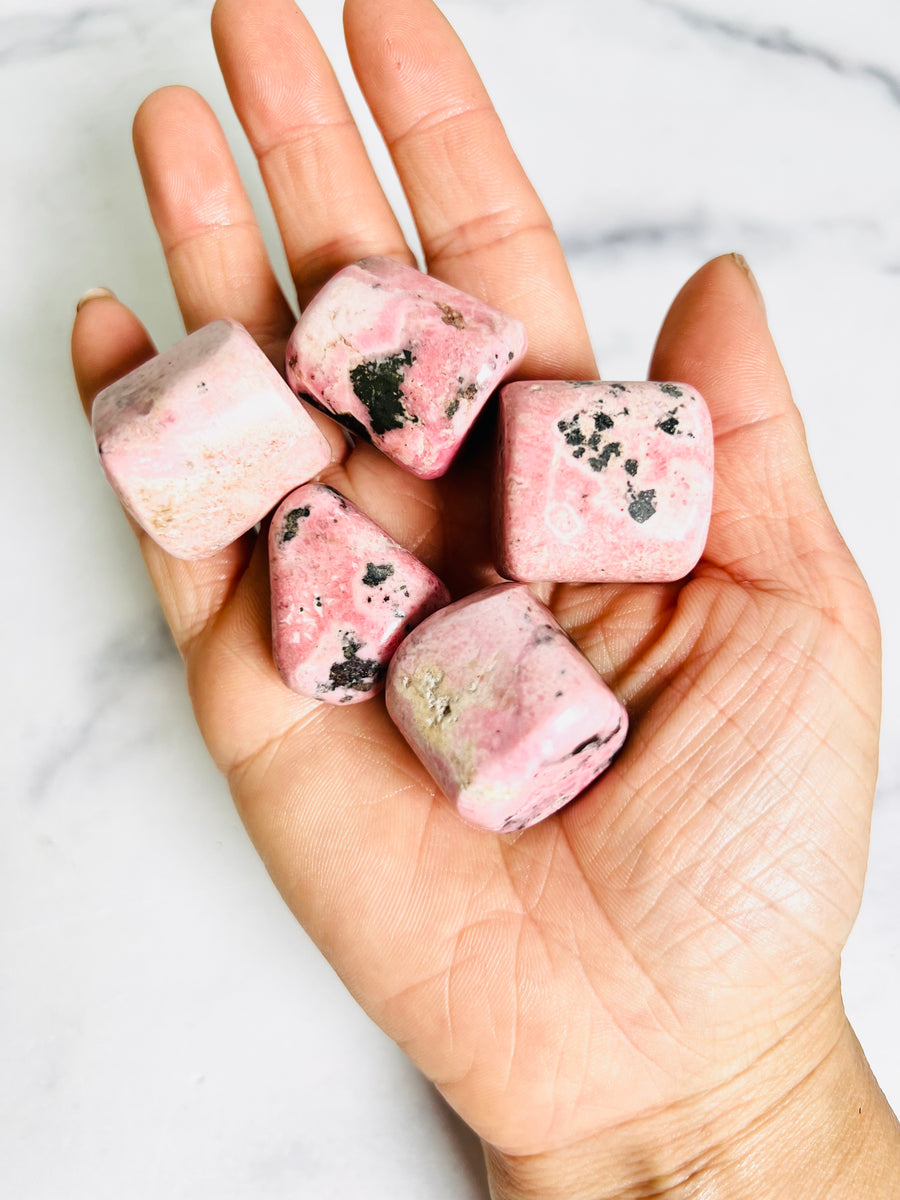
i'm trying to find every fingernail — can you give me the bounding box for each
[730,253,766,315]
[76,286,117,312]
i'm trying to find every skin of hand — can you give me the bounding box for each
[71,0,900,1195]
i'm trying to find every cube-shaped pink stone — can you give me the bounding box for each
[385,584,628,832]
[270,484,450,704]
[92,319,331,559]
[496,380,714,582]
[285,257,527,479]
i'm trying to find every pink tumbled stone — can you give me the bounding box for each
[92,319,331,559]
[385,584,628,832]
[285,256,527,479]
[270,484,450,704]
[496,380,714,582]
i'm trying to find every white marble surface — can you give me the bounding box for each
[2,0,898,1194]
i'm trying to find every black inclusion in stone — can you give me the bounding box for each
[557,416,585,447]
[588,442,621,472]
[362,562,394,587]
[624,459,638,476]
[326,633,383,694]
[559,408,618,463]
[568,720,621,759]
[569,734,601,757]
[592,410,614,433]
[628,488,657,523]
[320,486,348,508]
[659,383,683,398]
[349,349,414,435]
[281,507,310,542]
[585,410,615,452]
[656,412,680,435]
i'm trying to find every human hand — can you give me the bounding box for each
[71,0,899,1195]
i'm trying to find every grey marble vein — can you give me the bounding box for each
[0,9,128,67]
[28,611,180,803]
[646,0,900,107]
[0,0,209,68]
[561,214,888,260]
[561,216,711,256]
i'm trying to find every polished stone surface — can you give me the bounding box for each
[286,256,527,478]
[386,584,628,832]
[497,380,713,582]
[93,319,331,559]
[4,1,898,1195]
[270,483,449,705]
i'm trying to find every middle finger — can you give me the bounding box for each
[344,0,597,380]
[211,0,416,308]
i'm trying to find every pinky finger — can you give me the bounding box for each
[72,291,255,658]
[72,290,157,420]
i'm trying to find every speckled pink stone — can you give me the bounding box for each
[496,380,714,582]
[92,319,331,560]
[385,584,628,832]
[270,484,450,704]
[285,257,527,479]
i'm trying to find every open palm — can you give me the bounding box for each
[72,0,881,1168]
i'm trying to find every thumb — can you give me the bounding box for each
[649,253,856,605]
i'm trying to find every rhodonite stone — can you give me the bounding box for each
[92,319,332,559]
[496,380,714,582]
[285,256,527,479]
[385,583,628,832]
[270,484,450,704]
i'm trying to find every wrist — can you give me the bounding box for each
[484,992,900,1200]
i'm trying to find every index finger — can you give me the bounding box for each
[344,0,597,380]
